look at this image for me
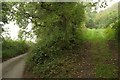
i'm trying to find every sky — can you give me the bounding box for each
[95,0,120,12]
[2,22,20,39]
[2,0,120,41]
[2,22,35,42]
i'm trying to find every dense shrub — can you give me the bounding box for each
[2,39,28,61]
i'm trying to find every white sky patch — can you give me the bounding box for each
[2,22,36,42]
[2,22,20,40]
[26,23,32,32]
[94,0,120,12]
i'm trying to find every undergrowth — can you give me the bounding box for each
[2,39,29,61]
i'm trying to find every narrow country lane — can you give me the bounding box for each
[0,53,27,78]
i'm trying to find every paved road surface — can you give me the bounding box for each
[0,53,27,79]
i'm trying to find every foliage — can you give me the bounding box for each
[104,27,116,40]
[1,3,10,24]
[2,39,28,61]
[85,7,97,28]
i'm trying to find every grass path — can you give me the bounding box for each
[89,40,118,78]
[83,28,118,78]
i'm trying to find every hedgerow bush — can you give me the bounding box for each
[2,39,29,61]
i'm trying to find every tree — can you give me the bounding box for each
[2,2,85,48]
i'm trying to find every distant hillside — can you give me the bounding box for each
[94,2,118,28]
[98,2,118,14]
